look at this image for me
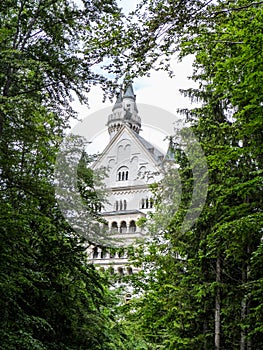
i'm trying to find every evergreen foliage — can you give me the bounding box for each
[113,1,263,349]
[0,0,127,348]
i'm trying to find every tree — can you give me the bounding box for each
[0,0,128,348]
[111,1,263,349]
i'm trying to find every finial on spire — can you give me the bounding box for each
[112,90,122,111]
[123,83,135,100]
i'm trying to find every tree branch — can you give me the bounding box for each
[213,1,263,16]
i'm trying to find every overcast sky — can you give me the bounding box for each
[70,0,197,155]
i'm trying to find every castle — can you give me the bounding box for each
[88,84,171,273]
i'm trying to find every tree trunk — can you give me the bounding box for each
[240,294,246,350]
[215,253,221,350]
[240,244,251,350]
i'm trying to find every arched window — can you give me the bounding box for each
[118,267,124,275]
[120,221,127,233]
[127,267,133,275]
[115,201,118,211]
[108,267,114,274]
[101,248,106,259]
[118,249,124,258]
[117,166,129,181]
[141,198,154,209]
[93,247,98,259]
[124,200,127,210]
[119,200,123,211]
[111,222,118,232]
[130,220,136,233]
[145,198,149,209]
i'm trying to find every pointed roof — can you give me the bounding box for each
[123,83,135,100]
[112,91,122,111]
[134,132,164,164]
[164,137,175,162]
[123,83,139,113]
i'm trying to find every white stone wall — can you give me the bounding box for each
[90,120,164,273]
[94,127,162,213]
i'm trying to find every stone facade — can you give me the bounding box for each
[88,84,166,273]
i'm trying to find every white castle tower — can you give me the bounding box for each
[88,84,170,274]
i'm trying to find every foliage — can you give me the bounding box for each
[114,1,263,349]
[0,0,129,349]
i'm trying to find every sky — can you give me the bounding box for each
[70,0,197,155]
[71,56,196,155]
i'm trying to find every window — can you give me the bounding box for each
[118,267,124,275]
[101,249,106,259]
[145,198,149,208]
[117,166,129,181]
[111,222,118,232]
[92,247,98,259]
[118,249,124,258]
[115,200,127,211]
[130,220,136,232]
[120,221,127,233]
[141,197,154,209]
[127,267,133,275]
[108,267,114,274]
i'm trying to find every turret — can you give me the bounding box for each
[107,83,141,139]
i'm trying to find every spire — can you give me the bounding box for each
[107,83,141,139]
[123,83,135,100]
[112,91,122,111]
[123,83,138,113]
[164,136,175,162]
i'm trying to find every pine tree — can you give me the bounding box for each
[0,1,127,348]
[114,1,263,348]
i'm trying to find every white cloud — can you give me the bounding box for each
[72,55,195,119]
[70,0,197,154]
[70,55,196,156]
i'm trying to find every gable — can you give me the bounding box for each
[92,125,163,189]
